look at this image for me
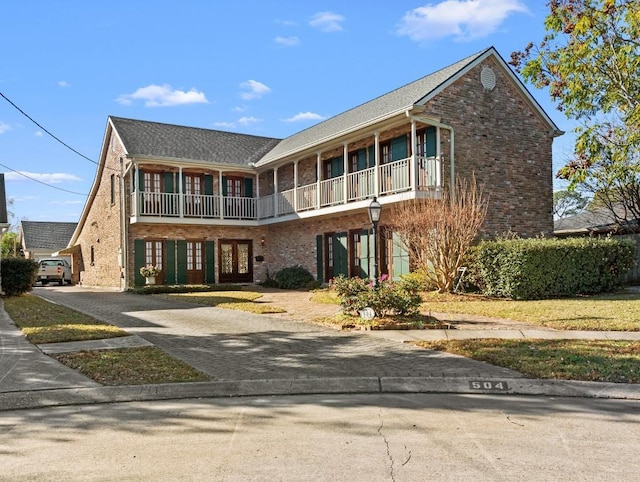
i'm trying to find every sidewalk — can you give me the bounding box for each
[1,286,638,411]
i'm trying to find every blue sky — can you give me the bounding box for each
[0,0,574,227]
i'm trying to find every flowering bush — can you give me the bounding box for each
[139,265,161,277]
[330,274,422,318]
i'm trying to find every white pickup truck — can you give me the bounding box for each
[37,258,72,285]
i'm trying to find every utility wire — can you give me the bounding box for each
[0,91,98,165]
[0,162,88,196]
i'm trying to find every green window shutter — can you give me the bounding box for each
[164,172,174,193]
[244,177,253,197]
[221,176,228,196]
[204,175,214,196]
[331,156,344,177]
[176,240,187,284]
[138,170,145,192]
[391,135,408,161]
[165,240,176,285]
[368,145,376,167]
[359,229,370,279]
[357,149,367,171]
[316,235,324,281]
[134,239,146,286]
[392,232,410,280]
[205,240,215,284]
[425,126,436,157]
[333,232,348,277]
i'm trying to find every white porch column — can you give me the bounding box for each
[256,173,260,219]
[436,126,442,188]
[343,143,348,204]
[374,132,380,197]
[133,163,139,216]
[410,120,417,192]
[316,152,322,209]
[218,171,224,219]
[274,167,279,217]
[293,160,299,212]
[178,167,184,218]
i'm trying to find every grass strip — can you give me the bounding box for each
[53,347,210,385]
[3,294,129,344]
[159,291,286,314]
[414,339,640,383]
[421,291,640,331]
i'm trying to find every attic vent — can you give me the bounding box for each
[480,66,496,91]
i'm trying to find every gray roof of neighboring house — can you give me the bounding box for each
[21,221,77,250]
[256,48,493,165]
[110,116,282,167]
[554,206,638,234]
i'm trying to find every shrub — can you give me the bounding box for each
[1,257,39,296]
[330,274,422,317]
[468,236,636,299]
[270,265,315,290]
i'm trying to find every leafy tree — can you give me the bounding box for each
[553,189,588,218]
[510,0,640,229]
[1,231,22,258]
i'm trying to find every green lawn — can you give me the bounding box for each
[3,294,129,344]
[157,291,286,314]
[415,339,640,383]
[422,291,640,331]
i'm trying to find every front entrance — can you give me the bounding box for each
[219,239,253,283]
[144,239,165,285]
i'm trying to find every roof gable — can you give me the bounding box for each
[110,117,281,167]
[21,221,77,250]
[256,46,560,166]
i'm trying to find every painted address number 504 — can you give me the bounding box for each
[469,381,509,390]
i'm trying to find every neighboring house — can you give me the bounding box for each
[20,221,77,260]
[64,46,561,289]
[554,206,638,236]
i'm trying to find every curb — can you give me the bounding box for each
[1,376,637,412]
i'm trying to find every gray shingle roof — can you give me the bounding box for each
[110,117,281,167]
[554,205,638,234]
[255,48,492,165]
[21,221,77,250]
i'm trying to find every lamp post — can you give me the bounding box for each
[367,197,382,288]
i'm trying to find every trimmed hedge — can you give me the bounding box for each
[1,257,39,296]
[262,265,319,290]
[468,237,636,300]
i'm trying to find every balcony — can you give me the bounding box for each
[130,156,441,223]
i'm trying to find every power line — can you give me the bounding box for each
[0,162,89,196]
[0,91,98,166]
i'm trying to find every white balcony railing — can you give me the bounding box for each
[131,155,441,222]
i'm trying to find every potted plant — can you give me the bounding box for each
[140,265,161,285]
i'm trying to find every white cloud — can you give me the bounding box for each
[232,106,247,112]
[238,116,262,126]
[0,122,10,134]
[309,11,345,32]
[35,131,43,137]
[58,80,70,87]
[4,171,81,183]
[275,19,298,27]
[51,200,84,205]
[396,0,529,42]
[274,36,300,46]
[116,84,209,107]
[213,121,236,129]
[283,112,325,122]
[239,80,271,100]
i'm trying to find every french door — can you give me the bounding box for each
[218,239,253,283]
[186,240,205,284]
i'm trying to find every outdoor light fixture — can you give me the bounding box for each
[368,197,382,287]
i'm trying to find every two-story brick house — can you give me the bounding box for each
[63,47,561,289]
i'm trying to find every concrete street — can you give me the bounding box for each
[2,393,640,481]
